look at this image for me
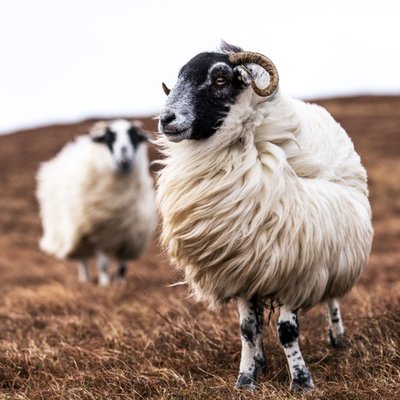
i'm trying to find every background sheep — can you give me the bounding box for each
[37,119,156,286]
[157,42,373,391]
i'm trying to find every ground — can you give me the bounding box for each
[0,96,399,399]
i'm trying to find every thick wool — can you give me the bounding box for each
[156,89,373,310]
[37,136,156,261]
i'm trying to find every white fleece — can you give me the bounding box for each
[156,87,373,310]
[37,136,156,261]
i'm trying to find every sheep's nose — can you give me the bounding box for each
[160,112,176,131]
[117,159,132,173]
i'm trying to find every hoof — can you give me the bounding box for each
[291,377,314,392]
[291,380,314,392]
[329,331,348,349]
[291,369,314,392]
[111,273,127,285]
[98,275,110,287]
[235,373,256,391]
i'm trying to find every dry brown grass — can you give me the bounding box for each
[0,96,399,399]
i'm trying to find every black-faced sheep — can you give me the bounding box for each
[156,42,373,391]
[37,119,156,286]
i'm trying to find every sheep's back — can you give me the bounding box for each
[289,100,368,195]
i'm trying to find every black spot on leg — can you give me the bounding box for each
[237,297,268,386]
[254,354,268,376]
[240,319,255,345]
[278,317,299,348]
[331,317,340,323]
[251,296,264,335]
[240,298,265,346]
[250,297,268,375]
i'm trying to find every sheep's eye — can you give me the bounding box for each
[215,77,227,86]
[104,128,116,142]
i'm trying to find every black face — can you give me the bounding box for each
[159,52,249,142]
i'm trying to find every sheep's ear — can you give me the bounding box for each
[218,40,243,54]
[233,65,252,88]
[89,121,108,142]
[130,120,152,143]
[138,133,149,143]
[131,119,144,129]
[137,128,151,143]
[91,134,105,143]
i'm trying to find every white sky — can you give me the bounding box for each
[0,0,399,134]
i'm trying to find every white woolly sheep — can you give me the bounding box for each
[156,42,373,391]
[37,119,156,286]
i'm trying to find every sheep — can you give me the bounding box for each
[156,42,373,391]
[37,119,156,286]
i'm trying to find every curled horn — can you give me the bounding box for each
[162,82,171,96]
[229,51,279,97]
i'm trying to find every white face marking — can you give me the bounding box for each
[109,119,136,172]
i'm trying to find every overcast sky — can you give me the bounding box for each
[1,0,399,134]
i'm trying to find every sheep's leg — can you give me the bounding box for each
[278,305,314,391]
[253,298,267,375]
[327,299,347,348]
[96,252,110,286]
[114,260,128,282]
[235,296,267,390]
[77,260,90,283]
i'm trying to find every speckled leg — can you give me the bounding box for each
[78,260,90,283]
[96,252,110,287]
[278,305,314,392]
[327,299,347,348]
[235,296,267,390]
